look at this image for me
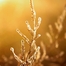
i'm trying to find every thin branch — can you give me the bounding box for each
[16,29,30,44]
[40,41,46,62]
[25,21,33,35]
[21,40,25,60]
[30,0,36,28]
[10,47,26,64]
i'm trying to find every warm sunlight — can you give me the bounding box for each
[0,0,66,66]
[0,0,5,3]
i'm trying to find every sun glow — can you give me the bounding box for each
[0,0,5,3]
[0,0,6,6]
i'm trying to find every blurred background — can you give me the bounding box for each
[0,0,66,66]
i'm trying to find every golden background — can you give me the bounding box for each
[0,0,66,57]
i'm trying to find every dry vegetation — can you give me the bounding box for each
[10,0,46,66]
[0,0,66,66]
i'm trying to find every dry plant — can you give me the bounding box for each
[0,55,15,66]
[45,5,66,64]
[46,5,66,45]
[10,0,46,66]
